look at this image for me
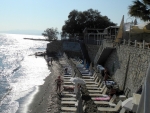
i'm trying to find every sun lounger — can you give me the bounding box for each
[93,95,116,105]
[61,112,75,113]
[61,93,76,97]
[85,77,99,84]
[63,84,74,87]
[63,79,71,82]
[85,77,100,85]
[89,87,108,97]
[64,74,71,76]
[81,72,92,76]
[88,89,104,93]
[93,96,110,102]
[88,85,106,93]
[63,77,71,80]
[82,72,96,78]
[85,76,102,87]
[63,81,74,84]
[79,69,89,73]
[81,75,93,79]
[83,76,96,80]
[61,98,76,101]
[118,87,130,100]
[83,74,98,81]
[62,91,75,94]
[61,107,77,112]
[97,100,122,112]
[63,86,74,89]
[119,108,126,113]
[86,81,103,90]
[61,101,77,105]
[85,81,100,87]
[60,112,75,113]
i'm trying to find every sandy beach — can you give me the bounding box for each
[27,56,99,113]
[28,57,62,113]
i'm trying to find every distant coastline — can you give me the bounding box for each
[23,38,49,41]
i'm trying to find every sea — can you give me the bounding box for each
[0,34,50,113]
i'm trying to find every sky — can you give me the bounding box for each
[0,0,142,35]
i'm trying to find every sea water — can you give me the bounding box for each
[0,34,50,113]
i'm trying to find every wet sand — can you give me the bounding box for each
[28,58,62,113]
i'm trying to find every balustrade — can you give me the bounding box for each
[121,39,150,49]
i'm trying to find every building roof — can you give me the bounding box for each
[105,26,119,30]
[83,28,104,33]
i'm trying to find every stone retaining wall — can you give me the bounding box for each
[103,41,150,96]
[46,41,63,54]
[46,41,82,58]
[85,44,99,63]
[47,40,150,96]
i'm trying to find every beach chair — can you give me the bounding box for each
[62,91,75,94]
[89,87,108,97]
[97,100,122,112]
[119,108,126,113]
[63,81,74,85]
[62,84,79,94]
[83,73,97,81]
[61,97,76,101]
[63,73,71,76]
[61,107,77,112]
[63,76,74,84]
[83,72,101,83]
[92,95,116,105]
[119,87,130,100]
[61,93,76,97]
[63,78,72,82]
[81,72,92,76]
[86,80,103,90]
[61,104,85,113]
[86,79,101,87]
[61,100,77,106]
[85,76,99,84]
[78,68,89,74]
[88,85,106,93]
[61,94,85,113]
[63,76,72,79]
[63,84,74,88]
[82,71,96,79]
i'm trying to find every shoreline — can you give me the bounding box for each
[27,57,62,113]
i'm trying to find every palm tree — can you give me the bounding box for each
[128,0,150,21]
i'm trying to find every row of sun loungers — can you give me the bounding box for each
[60,55,129,113]
[81,71,126,113]
[60,56,84,113]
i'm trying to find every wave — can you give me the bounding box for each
[0,87,12,105]
[11,65,21,75]
[0,33,49,113]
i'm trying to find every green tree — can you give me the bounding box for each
[62,9,116,37]
[128,0,150,21]
[42,28,59,41]
[60,32,68,40]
